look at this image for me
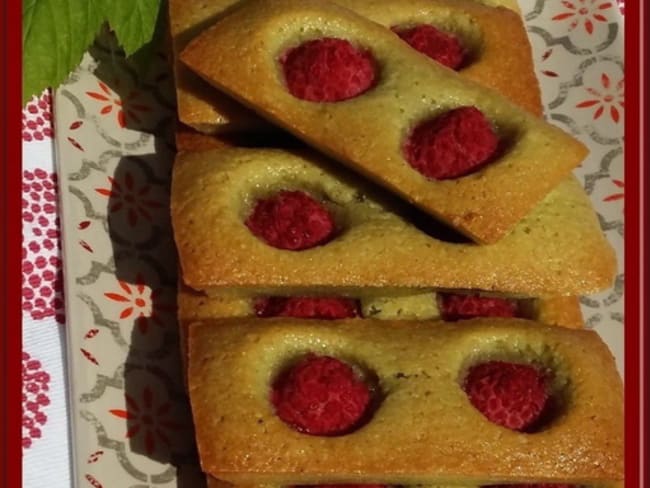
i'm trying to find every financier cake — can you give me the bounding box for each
[187,318,623,486]
[171,147,616,297]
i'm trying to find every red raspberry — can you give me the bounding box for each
[439,293,518,321]
[272,355,371,436]
[394,24,466,70]
[404,106,499,179]
[464,361,549,431]
[255,297,359,319]
[282,38,376,102]
[245,191,336,250]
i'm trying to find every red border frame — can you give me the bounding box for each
[1,0,22,486]
[1,1,647,487]
[624,0,647,486]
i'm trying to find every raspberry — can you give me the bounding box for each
[464,361,549,431]
[245,191,336,250]
[282,38,376,102]
[404,106,499,179]
[272,355,371,436]
[255,297,360,319]
[394,24,466,70]
[439,293,518,321]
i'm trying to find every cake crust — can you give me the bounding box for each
[188,318,623,485]
[168,0,267,133]
[171,148,616,296]
[530,295,585,329]
[175,123,231,151]
[180,0,588,243]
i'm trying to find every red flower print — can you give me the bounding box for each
[86,81,150,128]
[87,450,104,464]
[22,90,54,142]
[95,173,163,227]
[603,179,624,202]
[616,0,624,15]
[23,351,51,449]
[552,0,612,35]
[22,169,65,324]
[104,275,174,333]
[109,387,183,455]
[67,120,85,152]
[539,48,560,78]
[576,73,624,123]
[85,474,104,488]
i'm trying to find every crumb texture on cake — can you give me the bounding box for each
[188,318,623,485]
[171,148,615,296]
[180,0,587,243]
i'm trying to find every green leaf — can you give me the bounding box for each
[22,0,162,105]
[101,0,160,56]
[23,0,104,104]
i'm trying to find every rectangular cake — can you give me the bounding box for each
[171,147,615,297]
[187,318,623,485]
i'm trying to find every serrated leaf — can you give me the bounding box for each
[22,0,105,104]
[101,0,160,56]
[22,0,162,105]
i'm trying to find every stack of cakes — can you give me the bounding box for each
[167,0,624,487]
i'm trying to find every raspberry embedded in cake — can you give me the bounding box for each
[255,296,360,319]
[271,355,372,436]
[245,190,337,250]
[463,361,550,431]
[393,24,466,70]
[281,38,376,102]
[404,106,499,180]
[439,293,519,321]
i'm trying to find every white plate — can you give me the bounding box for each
[55,1,625,486]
